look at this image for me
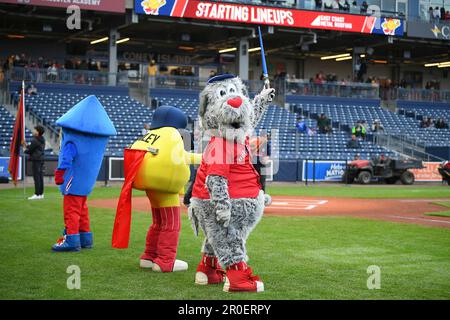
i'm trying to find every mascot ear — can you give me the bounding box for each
[199,90,209,118]
[241,85,249,98]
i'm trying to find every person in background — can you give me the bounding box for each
[420,117,433,128]
[360,1,368,14]
[352,121,366,139]
[23,125,46,200]
[141,123,151,136]
[346,134,361,149]
[429,7,434,22]
[0,66,4,85]
[148,59,158,88]
[249,132,272,206]
[208,70,217,79]
[296,116,316,136]
[26,83,38,95]
[371,119,384,133]
[435,118,448,129]
[47,63,58,82]
[440,7,446,20]
[315,0,323,10]
[350,1,359,13]
[317,113,332,134]
[354,153,361,160]
[433,7,441,22]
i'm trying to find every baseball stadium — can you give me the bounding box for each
[0,0,449,303]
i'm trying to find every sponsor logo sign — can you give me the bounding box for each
[302,160,347,181]
[407,21,450,40]
[410,162,443,182]
[0,157,22,180]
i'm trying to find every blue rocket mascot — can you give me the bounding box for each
[52,95,116,252]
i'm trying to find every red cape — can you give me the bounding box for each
[112,148,147,249]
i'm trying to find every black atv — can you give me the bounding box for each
[343,157,424,185]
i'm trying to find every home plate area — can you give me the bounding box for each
[270,198,328,211]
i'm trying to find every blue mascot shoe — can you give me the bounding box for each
[52,234,81,252]
[80,232,93,249]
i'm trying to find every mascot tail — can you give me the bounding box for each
[112,148,147,248]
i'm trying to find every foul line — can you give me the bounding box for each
[388,215,450,224]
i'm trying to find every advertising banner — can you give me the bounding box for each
[410,162,443,182]
[302,160,347,181]
[407,21,450,41]
[134,0,403,36]
[0,0,125,13]
[0,157,22,180]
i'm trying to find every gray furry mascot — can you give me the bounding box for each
[188,74,275,293]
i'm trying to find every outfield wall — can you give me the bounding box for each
[0,157,444,183]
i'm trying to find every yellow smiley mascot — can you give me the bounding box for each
[112,106,201,272]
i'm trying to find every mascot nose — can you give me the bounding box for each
[227,97,242,108]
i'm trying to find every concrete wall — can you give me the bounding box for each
[0,39,66,61]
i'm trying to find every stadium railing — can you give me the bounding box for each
[381,87,450,103]
[8,67,450,103]
[9,67,131,87]
[285,79,380,99]
[371,133,445,162]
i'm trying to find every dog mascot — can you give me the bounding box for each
[112,106,201,272]
[52,95,117,252]
[188,74,275,292]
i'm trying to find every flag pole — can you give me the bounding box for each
[258,26,270,89]
[22,80,26,199]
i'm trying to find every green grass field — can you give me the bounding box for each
[0,185,449,300]
[426,202,450,218]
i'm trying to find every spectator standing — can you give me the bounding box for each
[148,59,158,88]
[315,0,323,10]
[332,0,339,10]
[429,7,434,22]
[47,63,58,82]
[350,1,359,13]
[23,125,46,200]
[440,7,446,20]
[360,1,368,14]
[433,7,441,22]
[371,119,385,133]
[0,66,4,86]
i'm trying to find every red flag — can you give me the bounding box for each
[112,148,147,249]
[8,82,25,185]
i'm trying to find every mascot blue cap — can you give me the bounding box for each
[150,105,187,130]
[207,74,236,84]
[56,95,117,136]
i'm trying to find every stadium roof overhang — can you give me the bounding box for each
[0,3,448,67]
